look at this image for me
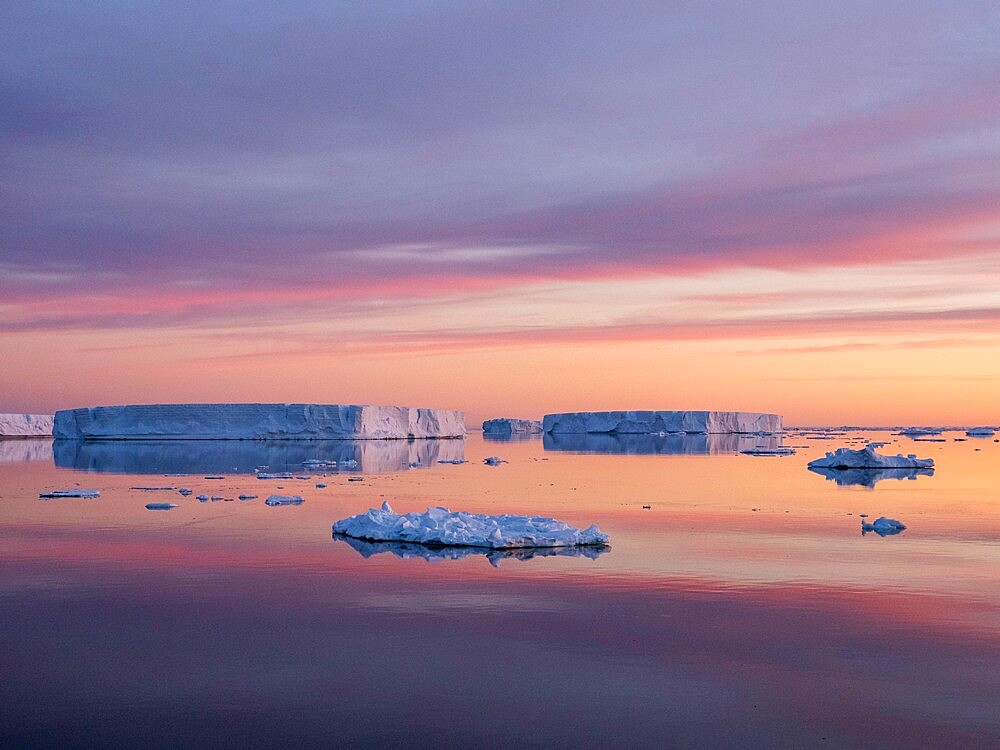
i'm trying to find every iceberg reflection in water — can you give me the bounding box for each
[334,534,609,567]
[53,438,465,475]
[0,439,54,463]
[808,466,935,488]
[543,431,781,455]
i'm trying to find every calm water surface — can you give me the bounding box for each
[2,431,999,748]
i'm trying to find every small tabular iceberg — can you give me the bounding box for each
[807,445,934,470]
[740,447,796,456]
[543,410,781,434]
[332,501,609,549]
[898,427,942,437]
[0,413,53,437]
[482,418,543,435]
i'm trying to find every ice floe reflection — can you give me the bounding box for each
[809,466,935,488]
[334,535,609,567]
[53,438,465,475]
[542,431,782,455]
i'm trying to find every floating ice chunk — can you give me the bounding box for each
[257,472,293,480]
[39,489,100,499]
[315,483,326,488]
[145,502,177,510]
[265,494,304,506]
[178,488,193,496]
[197,494,210,502]
[966,427,995,437]
[130,486,176,491]
[483,456,507,466]
[333,501,609,549]
[898,427,942,437]
[437,459,466,464]
[740,447,796,456]
[807,444,934,470]
[238,494,258,500]
[861,516,906,536]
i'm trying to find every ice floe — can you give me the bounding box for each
[332,502,609,549]
[145,502,177,510]
[807,444,934,470]
[39,489,101,499]
[483,456,507,466]
[740,447,796,456]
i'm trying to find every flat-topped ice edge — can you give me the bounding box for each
[807,444,934,470]
[543,410,781,434]
[0,413,54,437]
[333,502,609,549]
[53,404,466,440]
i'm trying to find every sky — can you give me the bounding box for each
[2,1,999,426]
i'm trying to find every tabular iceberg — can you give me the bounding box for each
[543,410,781,434]
[0,413,54,437]
[53,404,466,440]
[807,445,934,470]
[333,501,609,549]
[482,418,543,435]
[966,427,995,437]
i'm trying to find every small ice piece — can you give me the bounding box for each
[295,475,311,480]
[333,501,609,549]
[341,459,359,470]
[316,483,326,488]
[483,456,507,466]
[437,459,466,464]
[204,475,225,479]
[257,472,293,480]
[861,516,906,536]
[130,486,176,491]
[408,461,421,468]
[966,427,995,437]
[39,489,100,499]
[178,488,193,496]
[265,494,304,506]
[348,476,364,482]
[740,447,796,456]
[145,502,177,510]
[238,494,258,500]
[807,444,934,470]
[197,494,210,502]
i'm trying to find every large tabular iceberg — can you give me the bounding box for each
[0,413,54,437]
[482,418,543,435]
[543,410,781,434]
[807,444,934,470]
[53,404,466,440]
[333,501,609,549]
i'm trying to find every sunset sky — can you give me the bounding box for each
[2,2,998,426]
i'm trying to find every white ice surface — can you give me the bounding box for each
[0,413,54,437]
[807,444,934,469]
[333,501,609,549]
[543,410,781,434]
[482,418,543,434]
[53,404,466,440]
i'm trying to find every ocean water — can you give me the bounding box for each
[1,431,999,748]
